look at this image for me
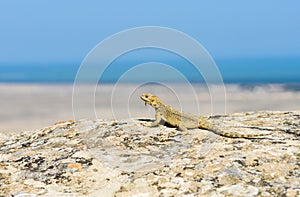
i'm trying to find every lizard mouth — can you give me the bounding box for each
[140,94,150,106]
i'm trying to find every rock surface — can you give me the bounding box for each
[0,111,300,196]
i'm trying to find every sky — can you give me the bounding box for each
[0,0,300,65]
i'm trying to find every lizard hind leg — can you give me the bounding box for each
[178,123,188,132]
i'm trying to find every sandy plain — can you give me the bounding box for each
[0,83,299,133]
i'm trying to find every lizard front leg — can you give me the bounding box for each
[142,110,163,127]
[150,110,163,126]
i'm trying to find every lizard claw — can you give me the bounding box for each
[141,122,150,127]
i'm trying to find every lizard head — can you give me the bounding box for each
[140,93,161,109]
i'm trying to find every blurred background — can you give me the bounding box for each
[0,1,300,132]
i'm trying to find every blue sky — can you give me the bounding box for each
[1,0,300,65]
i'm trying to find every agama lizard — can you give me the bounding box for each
[140,93,268,139]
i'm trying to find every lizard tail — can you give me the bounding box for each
[198,118,268,139]
[208,127,267,139]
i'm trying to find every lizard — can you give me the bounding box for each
[140,93,268,139]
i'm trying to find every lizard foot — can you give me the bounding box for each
[140,122,152,127]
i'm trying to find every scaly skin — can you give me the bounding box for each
[140,93,268,139]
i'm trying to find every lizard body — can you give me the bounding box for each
[140,93,267,139]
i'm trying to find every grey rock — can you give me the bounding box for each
[0,111,300,196]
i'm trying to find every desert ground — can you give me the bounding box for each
[0,83,299,133]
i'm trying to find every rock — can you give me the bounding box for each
[0,111,299,196]
[217,183,259,197]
